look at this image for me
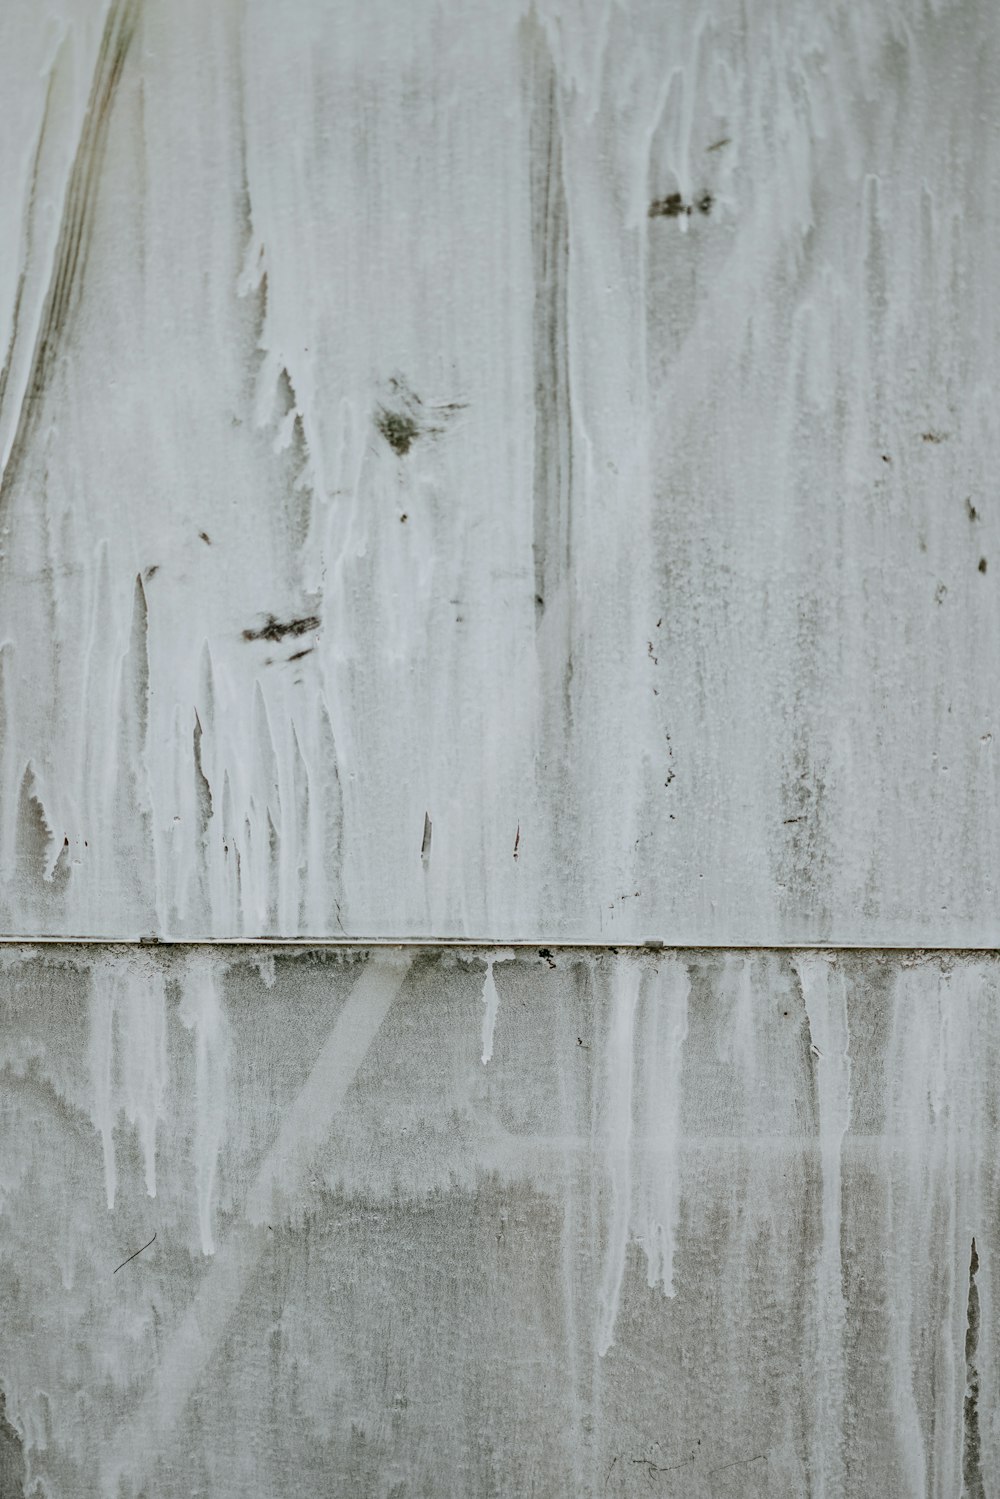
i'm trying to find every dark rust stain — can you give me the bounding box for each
[376,407,421,456]
[242,614,320,643]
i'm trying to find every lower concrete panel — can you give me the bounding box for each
[0,947,996,1496]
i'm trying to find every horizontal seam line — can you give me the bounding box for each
[0,937,996,953]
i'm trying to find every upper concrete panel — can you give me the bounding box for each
[0,0,998,939]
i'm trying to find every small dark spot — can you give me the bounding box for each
[966,497,979,522]
[199,531,212,545]
[707,137,730,151]
[576,1036,590,1050]
[287,647,314,662]
[513,824,520,861]
[420,812,432,869]
[138,935,160,946]
[243,614,320,643]
[656,617,662,628]
[921,431,947,444]
[697,193,713,214]
[144,564,159,579]
[649,192,686,219]
[539,948,556,969]
[376,407,421,456]
[783,816,805,824]
[979,558,988,574]
[400,513,408,523]
[783,1010,789,1017]
[63,836,69,847]
[882,454,891,464]
[935,582,948,605]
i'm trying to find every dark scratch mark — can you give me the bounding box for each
[706,1453,766,1476]
[286,647,314,662]
[783,816,806,824]
[513,823,520,861]
[539,948,556,969]
[967,498,979,522]
[630,1454,695,1475]
[144,565,159,579]
[1,0,141,507]
[420,812,432,869]
[199,531,212,545]
[113,1232,156,1276]
[963,1237,985,1499]
[707,136,731,151]
[242,614,320,643]
[921,431,948,444]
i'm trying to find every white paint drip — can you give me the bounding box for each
[596,959,640,1357]
[480,959,499,1064]
[794,954,851,1499]
[86,953,168,1207]
[596,956,690,1355]
[178,956,231,1255]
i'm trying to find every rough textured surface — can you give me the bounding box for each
[1,945,998,1497]
[2,0,1000,940]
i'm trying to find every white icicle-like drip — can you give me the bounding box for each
[87,952,169,1209]
[178,954,231,1255]
[596,956,689,1355]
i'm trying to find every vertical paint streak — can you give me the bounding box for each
[634,958,689,1294]
[480,958,499,1064]
[596,959,639,1356]
[88,972,116,1211]
[963,1237,985,1499]
[178,956,230,1255]
[795,954,850,1498]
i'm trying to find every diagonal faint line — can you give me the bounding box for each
[101,950,411,1495]
[112,1231,156,1275]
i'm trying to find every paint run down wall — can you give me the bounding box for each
[1,0,999,1496]
[1,0,999,943]
[1,947,998,1498]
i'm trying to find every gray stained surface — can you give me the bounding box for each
[0,946,997,1498]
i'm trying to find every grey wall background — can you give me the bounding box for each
[0,0,998,1495]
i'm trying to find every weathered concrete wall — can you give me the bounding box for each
[0,946,997,1496]
[2,1,999,1496]
[1,0,999,941]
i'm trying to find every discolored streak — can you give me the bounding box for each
[0,0,140,506]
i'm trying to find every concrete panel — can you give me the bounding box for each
[1,2,999,939]
[0,945,997,1495]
